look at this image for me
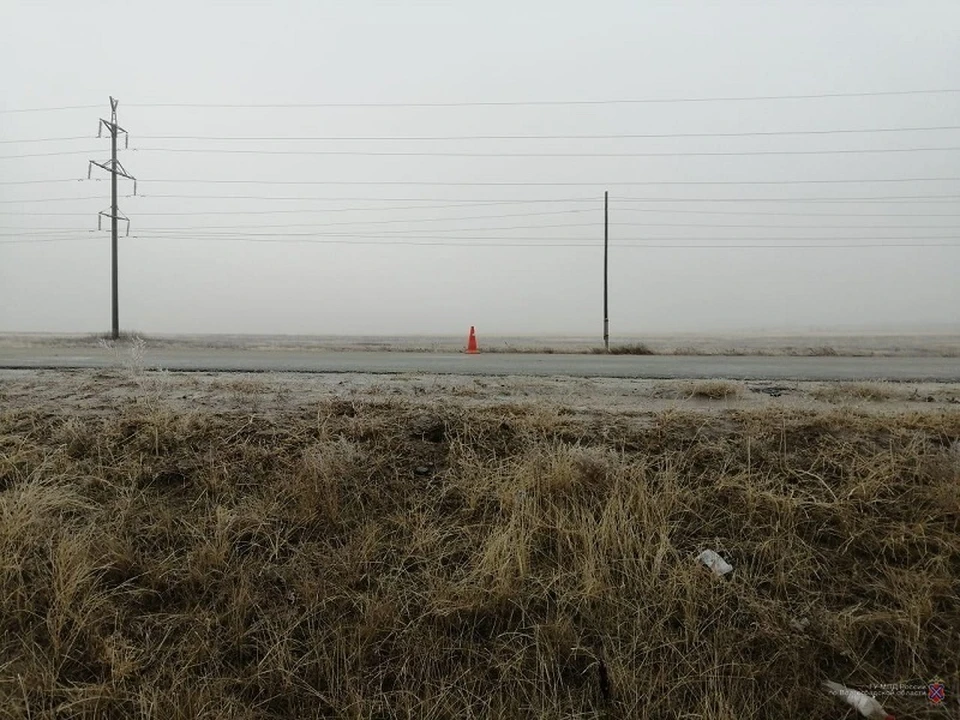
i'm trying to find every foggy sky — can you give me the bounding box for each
[2,1,958,337]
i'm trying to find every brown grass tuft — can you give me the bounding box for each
[591,343,656,355]
[687,380,743,399]
[812,382,898,403]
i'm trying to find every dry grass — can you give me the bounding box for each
[591,343,656,355]
[650,381,745,401]
[687,380,744,400]
[1,398,959,718]
[812,382,899,403]
[97,335,148,376]
[208,377,271,395]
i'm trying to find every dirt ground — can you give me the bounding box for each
[3,368,960,418]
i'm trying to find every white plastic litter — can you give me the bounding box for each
[696,549,733,576]
[823,680,895,720]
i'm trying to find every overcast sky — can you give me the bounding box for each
[1,0,958,337]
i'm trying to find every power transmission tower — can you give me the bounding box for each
[88,96,136,340]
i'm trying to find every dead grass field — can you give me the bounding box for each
[1,371,959,718]
[2,331,959,357]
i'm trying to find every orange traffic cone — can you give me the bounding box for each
[465,326,479,354]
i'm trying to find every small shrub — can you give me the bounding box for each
[688,380,742,400]
[98,334,147,376]
[812,382,895,403]
[592,343,656,355]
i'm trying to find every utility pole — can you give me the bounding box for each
[88,97,136,340]
[603,190,609,351]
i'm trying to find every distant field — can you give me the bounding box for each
[1,369,959,718]
[2,330,959,357]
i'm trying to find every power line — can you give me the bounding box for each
[149,239,960,249]
[8,218,960,235]
[0,237,90,243]
[3,90,959,115]
[132,125,960,141]
[0,104,101,115]
[614,194,960,203]
[3,192,959,206]
[0,213,600,233]
[0,201,596,216]
[5,124,960,146]
[133,192,960,205]
[47,208,955,231]
[0,136,96,144]
[126,220,960,233]
[0,196,595,208]
[91,177,960,187]
[0,149,109,159]
[0,206,593,219]
[0,179,90,186]
[3,233,958,249]
[8,205,960,219]
[123,88,960,108]
[5,175,960,188]
[8,144,948,161]
[125,222,603,235]
[8,144,957,160]
[6,225,960,241]
[125,145,960,158]
[72,231,960,241]
[0,229,100,237]
[4,87,959,115]
[0,195,123,204]
[138,194,598,206]
[615,206,960,218]
[127,208,595,228]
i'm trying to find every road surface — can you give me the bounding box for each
[0,347,957,381]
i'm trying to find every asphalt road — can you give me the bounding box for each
[1,347,957,381]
